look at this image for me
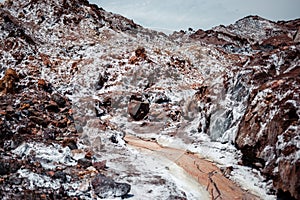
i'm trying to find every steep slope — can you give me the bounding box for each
[0,0,299,199]
[183,15,300,199]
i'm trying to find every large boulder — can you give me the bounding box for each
[91,174,131,198]
[128,94,150,121]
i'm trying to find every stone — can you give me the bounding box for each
[95,72,109,90]
[51,93,66,108]
[190,29,207,40]
[260,34,293,49]
[135,47,147,59]
[0,161,9,175]
[92,174,131,198]
[29,116,49,127]
[37,79,46,88]
[53,171,67,182]
[43,129,56,140]
[45,101,60,112]
[0,159,21,175]
[110,135,118,143]
[93,160,107,171]
[38,79,52,92]
[77,158,92,169]
[294,27,300,43]
[128,100,150,120]
[8,176,22,185]
[0,68,19,94]
[62,138,78,150]
[236,67,300,199]
[128,94,150,121]
[154,93,170,104]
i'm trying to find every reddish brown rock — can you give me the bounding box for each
[294,27,300,43]
[135,47,147,60]
[93,160,107,171]
[0,68,19,94]
[236,67,300,199]
[259,34,294,50]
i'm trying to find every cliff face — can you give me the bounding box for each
[0,0,299,199]
[188,16,300,199]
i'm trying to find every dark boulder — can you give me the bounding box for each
[128,97,150,121]
[77,158,92,169]
[95,72,109,90]
[91,174,131,198]
[51,93,66,108]
[0,159,22,175]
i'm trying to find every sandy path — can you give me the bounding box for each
[124,134,260,200]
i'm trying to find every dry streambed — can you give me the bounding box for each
[124,134,260,200]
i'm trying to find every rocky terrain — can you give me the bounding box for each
[0,0,299,199]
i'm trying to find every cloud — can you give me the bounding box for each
[1,0,297,32]
[93,0,300,32]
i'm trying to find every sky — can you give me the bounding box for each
[90,0,300,33]
[0,0,299,33]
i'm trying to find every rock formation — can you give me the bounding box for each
[0,0,299,199]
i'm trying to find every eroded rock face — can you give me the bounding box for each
[0,0,299,199]
[236,67,300,199]
[185,15,300,199]
[231,41,300,199]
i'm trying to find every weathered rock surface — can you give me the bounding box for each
[92,174,131,198]
[128,94,150,120]
[0,0,299,199]
[0,68,19,94]
[174,14,300,200]
[236,52,300,199]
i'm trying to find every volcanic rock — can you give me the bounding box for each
[92,174,131,198]
[0,0,299,199]
[236,51,300,199]
[95,72,109,90]
[128,94,150,121]
[0,68,19,94]
[51,93,66,108]
[294,27,300,43]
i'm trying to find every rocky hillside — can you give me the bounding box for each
[0,0,299,199]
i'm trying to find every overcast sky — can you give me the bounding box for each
[0,0,299,33]
[90,0,300,33]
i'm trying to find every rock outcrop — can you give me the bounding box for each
[0,0,299,199]
[186,16,300,199]
[235,50,300,199]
